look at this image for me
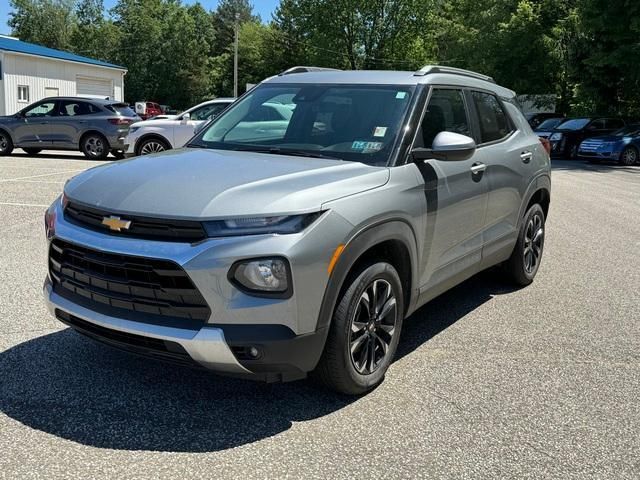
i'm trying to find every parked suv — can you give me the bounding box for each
[44,66,551,395]
[125,98,235,156]
[0,97,138,159]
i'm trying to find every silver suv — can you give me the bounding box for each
[0,97,138,159]
[44,66,550,394]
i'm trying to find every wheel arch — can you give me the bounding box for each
[519,174,551,225]
[134,133,172,155]
[316,220,419,334]
[79,130,109,149]
[0,127,14,143]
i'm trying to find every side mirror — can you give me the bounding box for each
[181,112,190,124]
[412,131,476,162]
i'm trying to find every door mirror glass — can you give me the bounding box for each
[412,131,476,161]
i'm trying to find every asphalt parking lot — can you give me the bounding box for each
[0,151,638,479]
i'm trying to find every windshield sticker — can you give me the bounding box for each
[352,141,383,153]
[373,126,388,137]
[396,91,407,99]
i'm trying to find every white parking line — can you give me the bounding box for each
[0,170,82,183]
[0,201,49,208]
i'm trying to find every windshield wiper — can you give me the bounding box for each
[231,146,343,161]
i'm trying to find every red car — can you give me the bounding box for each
[134,101,163,120]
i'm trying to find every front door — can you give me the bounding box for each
[13,101,58,147]
[413,87,489,290]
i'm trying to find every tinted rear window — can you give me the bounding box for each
[106,103,137,117]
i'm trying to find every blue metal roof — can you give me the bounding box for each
[0,36,126,70]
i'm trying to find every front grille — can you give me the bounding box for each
[49,239,211,323]
[579,142,600,152]
[56,309,198,367]
[64,202,207,242]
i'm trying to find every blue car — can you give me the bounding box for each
[578,124,640,165]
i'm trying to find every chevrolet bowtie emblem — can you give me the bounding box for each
[102,215,132,232]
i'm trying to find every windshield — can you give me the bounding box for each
[188,83,415,165]
[537,118,564,130]
[556,118,590,130]
[612,124,640,137]
[107,103,137,117]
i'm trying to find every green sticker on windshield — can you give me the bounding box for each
[352,141,383,153]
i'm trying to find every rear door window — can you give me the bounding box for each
[470,91,512,143]
[606,118,624,130]
[418,88,472,148]
[58,100,97,116]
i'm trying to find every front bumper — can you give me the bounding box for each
[44,277,250,374]
[43,199,348,380]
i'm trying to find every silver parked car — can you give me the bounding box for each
[43,66,551,394]
[0,97,138,159]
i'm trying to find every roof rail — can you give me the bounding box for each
[414,65,495,84]
[279,66,342,76]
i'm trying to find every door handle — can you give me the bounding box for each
[520,151,533,163]
[470,162,486,175]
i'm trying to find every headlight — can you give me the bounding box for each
[229,257,291,296]
[128,126,139,134]
[550,133,563,141]
[44,194,66,239]
[203,212,322,237]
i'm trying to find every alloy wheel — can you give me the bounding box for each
[140,141,166,155]
[523,213,544,275]
[85,136,104,157]
[349,279,397,375]
[0,134,7,152]
[621,148,637,166]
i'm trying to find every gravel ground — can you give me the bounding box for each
[0,151,638,479]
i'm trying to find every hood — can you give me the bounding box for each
[581,135,624,143]
[64,148,389,219]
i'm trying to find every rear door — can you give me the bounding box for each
[13,100,58,146]
[466,90,539,261]
[414,87,489,289]
[48,100,97,147]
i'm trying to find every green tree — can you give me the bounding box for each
[8,0,76,50]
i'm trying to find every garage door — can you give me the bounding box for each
[76,77,112,99]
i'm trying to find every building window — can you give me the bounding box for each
[18,85,29,103]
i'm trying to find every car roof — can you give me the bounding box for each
[39,96,123,105]
[263,68,516,99]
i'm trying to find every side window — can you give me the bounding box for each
[607,119,624,130]
[190,103,227,121]
[471,91,512,143]
[23,102,57,118]
[589,119,606,130]
[419,88,471,148]
[58,100,95,116]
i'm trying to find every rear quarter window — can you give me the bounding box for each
[106,103,137,117]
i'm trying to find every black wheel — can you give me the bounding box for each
[110,150,126,160]
[136,137,169,156]
[503,204,546,286]
[23,148,42,155]
[620,146,638,166]
[568,143,578,159]
[314,262,404,395]
[80,133,109,160]
[0,130,14,156]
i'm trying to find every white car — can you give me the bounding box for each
[125,98,235,156]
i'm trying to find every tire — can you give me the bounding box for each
[110,150,126,160]
[619,146,638,166]
[314,262,404,395]
[568,143,578,159]
[0,130,14,156]
[23,148,42,155]
[136,137,170,156]
[80,133,109,160]
[503,204,546,286]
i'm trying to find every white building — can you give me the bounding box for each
[0,35,126,116]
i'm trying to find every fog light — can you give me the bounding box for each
[229,257,291,297]
[249,346,260,358]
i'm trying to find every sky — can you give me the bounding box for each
[0,0,280,36]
